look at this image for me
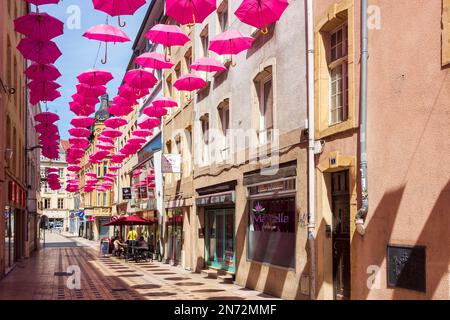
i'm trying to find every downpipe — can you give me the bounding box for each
[355,0,369,235]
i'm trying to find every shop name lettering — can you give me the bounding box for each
[251,213,289,224]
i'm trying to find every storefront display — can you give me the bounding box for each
[166,209,183,264]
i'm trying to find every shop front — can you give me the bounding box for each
[196,181,237,273]
[166,208,183,265]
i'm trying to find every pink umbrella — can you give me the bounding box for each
[135,52,174,70]
[166,0,216,25]
[67,165,81,172]
[70,101,95,116]
[35,112,59,124]
[69,137,89,148]
[76,83,107,97]
[25,63,61,81]
[145,24,190,47]
[86,172,98,178]
[108,104,134,117]
[173,74,206,91]
[70,116,95,128]
[209,30,254,55]
[98,136,115,144]
[26,0,61,5]
[235,0,289,33]
[72,93,99,106]
[123,69,157,91]
[108,165,121,171]
[17,38,62,64]
[137,116,160,130]
[14,12,64,41]
[118,84,149,101]
[105,117,127,129]
[83,24,131,64]
[35,123,58,134]
[132,129,153,138]
[152,97,178,108]
[92,0,147,27]
[128,137,146,145]
[97,143,115,151]
[28,80,61,93]
[191,57,226,73]
[143,105,168,117]
[30,89,61,105]
[69,127,91,138]
[102,128,123,139]
[111,153,127,163]
[77,69,113,86]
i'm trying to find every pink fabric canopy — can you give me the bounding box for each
[76,83,107,97]
[98,136,115,144]
[145,24,190,47]
[17,38,62,64]
[209,30,254,55]
[173,74,206,91]
[191,57,227,72]
[137,115,161,130]
[104,116,127,129]
[25,63,61,82]
[77,69,113,86]
[132,129,153,138]
[35,112,59,124]
[67,165,81,172]
[92,0,146,16]
[26,0,61,6]
[70,116,95,128]
[101,128,123,138]
[152,97,178,108]
[83,24,131,43]
[127,137,147,145]
[69,127,91,138]
[14,12,64,41]
[166,0,216,25]
[135,52,174,69]
[143,105,168,117]
[235,0,289,30]
[123,69,157,91]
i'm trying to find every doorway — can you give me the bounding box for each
[205,208,235,273]
[331,170,351,300]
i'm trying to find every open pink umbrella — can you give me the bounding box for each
[111,153,127,163]
[69,137,89,148]
[86,172,98,178]
[77,69,113,86]
[209,30,254,55]
[143,105,168,117]
[137,116,160,130]
[132,129,153,138]
[166,0,216,25]
[70,101,95,116]
[92,0,147,27]
[72,93,99,106]
[17,38,62,64]
[105,117,127,129]
[152,97,178,108]
[123,69,157,91]
[97,143,115,151]
[35,123,58,134]
[235,0,289,33]
[145,24,190,47]
[25,63,61,82]
[34,112,59,124]
[191,57,226,73]
[128,137,147,145]
[30,89,61,105]
[25,0,61,6]
[83,24,131,64]
[76,83,107,97]
[118,84,149,101]
[108,165,121,171]
[14,12,64,41]
[98,136,115,144]
[67,165,81,172]
[69,127,91,138]
[108,104,134,117]
[102,128,123,139]
[135,52,174,70]
[70,116,95,128]
[173,74,206,91]
[28,81,61,101]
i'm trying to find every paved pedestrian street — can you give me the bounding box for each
[0,233,277,301]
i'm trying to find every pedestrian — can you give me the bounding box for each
[127,226,137,247]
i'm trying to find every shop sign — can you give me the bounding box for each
[196,191,235,207]
[161,154,181,173]
[138,186,148,199]
[122,187,132,200]
[387,245,426,292]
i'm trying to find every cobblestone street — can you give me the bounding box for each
[0,233,277,300]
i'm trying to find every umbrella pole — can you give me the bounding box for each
[118,16,126,28]
[101,42,108,64]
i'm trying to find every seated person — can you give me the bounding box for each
[113,237,125,256]
[137,236,147,248]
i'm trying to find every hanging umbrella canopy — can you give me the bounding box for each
[191,57,227,72]
[35,123,58,134]
[209,30,254,55]
[173,74,206,91]
[72,93,99,106]
[86,172,98,178]
[127,137,147,145]
[104,116,127,129]
[108,104,134,117]
[97,142,115,151]
[104,215,155,226]
[70,101,96,116]
[67,165,81,172]
[92,0,147,27]
[69,127,91,138]
[137,115,161,130]
[145,24,190,47]
[123,69,157,91]
[83,24,131,43]
[28,80,61,93]
[30,89,61,105]
[69,137,89,148]
[77,69,113,86]
[111,153,127,163]
[70,116,95,128]
[102,128,123,138]
[166,0,216,25]
[135,52,174,69]
[143,105,168,117]
[35,112,59,124]
[132,129,153,138]
[25,63,61,81]
[14,12,64,41]
[118,84,149,101]
[76,83,107,97]
[26,0,61,5]
[108,165,121,171]
[17,38,62,64]
[235,0,289,31]
[98,136,115,144]
[152,97,178,108]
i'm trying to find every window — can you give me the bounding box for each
[97,192,101,206]
[218,1,229,32]
[103,161,108,176]
[175,63,183,108]
[255,67,274,145]
[328,24,348,125]
[59,168,64,178]
[97,164,101,177]
[200,114,210,164]
[57,198,64,209]
[103,192,107,207]
[218,99,230,159]
[200,26,209,58]
[43,198,51,209]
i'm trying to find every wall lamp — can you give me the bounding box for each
[0,77,16,95]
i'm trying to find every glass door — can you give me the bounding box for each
[206,208,235,273]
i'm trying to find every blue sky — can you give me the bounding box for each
[40,0,150,140]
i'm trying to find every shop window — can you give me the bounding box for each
[254,67,274,145]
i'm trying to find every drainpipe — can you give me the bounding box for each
[306,0,316,300]
[355,0,369,235]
